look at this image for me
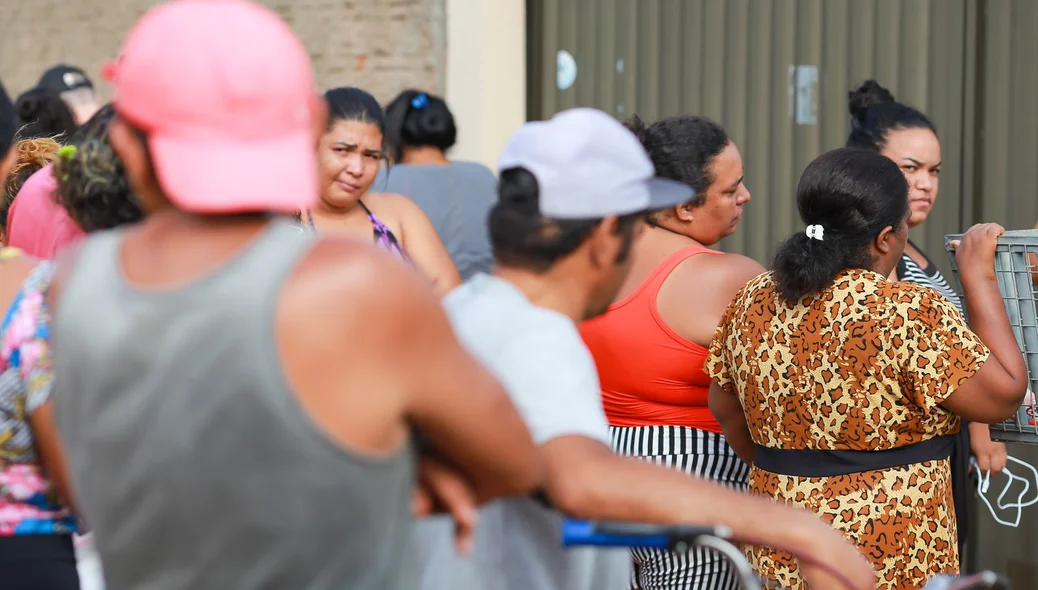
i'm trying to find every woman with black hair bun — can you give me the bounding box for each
[847,79,1006,563]
[376,89,496,281]
[706,147,1027,589]
[15,87,78,141]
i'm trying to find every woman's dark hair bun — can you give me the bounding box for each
[16,95,41,120]
[14,87,78,140]
[845,80,934,152]
[848,80,895,122]
[383,90,457,162]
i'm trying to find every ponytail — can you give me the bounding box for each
[772,230,874,302]
[772,148,908,303]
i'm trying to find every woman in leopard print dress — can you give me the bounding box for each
[706,148,1027,589]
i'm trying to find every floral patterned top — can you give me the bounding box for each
[0,247,76,535]
[706,269,990,590]
[301,202,412,264]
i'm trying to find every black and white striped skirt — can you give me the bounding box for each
[610,425,751,590]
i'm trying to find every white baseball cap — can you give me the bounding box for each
[498,108,694,219]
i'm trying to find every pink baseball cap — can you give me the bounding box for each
[104,0,318,214]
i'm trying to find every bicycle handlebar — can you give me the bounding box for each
[926,572,1012,590]
[561,520,1011,590]
[561,519,732,550]
[562,520,759,589]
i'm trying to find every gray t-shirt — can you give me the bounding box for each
[408,274,629,590]
[375,162,496,281]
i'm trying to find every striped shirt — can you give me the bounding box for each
[897,241,963,313]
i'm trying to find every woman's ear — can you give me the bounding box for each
[674,201,696,222]
[873,225,896,255]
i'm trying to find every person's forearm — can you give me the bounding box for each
[961,268,1028,395]
[415,425,542,503]
[553,454,823,550]
[718,416,755,465]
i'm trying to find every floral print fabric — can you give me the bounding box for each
[0,248,76,535]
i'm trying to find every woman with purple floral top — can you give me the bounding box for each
[300,87,460,296]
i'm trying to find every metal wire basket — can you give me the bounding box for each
[945,230,1038,444]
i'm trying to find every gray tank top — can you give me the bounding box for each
[53,218,415,590]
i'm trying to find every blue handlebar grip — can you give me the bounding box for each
[561,519,671,549]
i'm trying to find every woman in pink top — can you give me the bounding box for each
[7,105,141,260]
[5,166,84,259]
[0,137,61,245]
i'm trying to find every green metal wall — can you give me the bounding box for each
[527,0,972,275]
[964,3,1038,585]
[528,0,1038,584]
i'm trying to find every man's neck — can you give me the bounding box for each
[492,265,588,324]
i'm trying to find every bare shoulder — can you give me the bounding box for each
[0,251,46,313]
[276,237,433,454]
[0,251,43,279]
[374,192,426,218]
[286,236,440,334]
[671,251,766,297]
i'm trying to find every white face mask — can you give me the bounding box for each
[971,455,1038,528]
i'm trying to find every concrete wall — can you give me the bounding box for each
[0,0,447,102]
[444,0,527,170]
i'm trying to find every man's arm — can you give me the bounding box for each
[282,238,543,505]
[542,436,875,590]
[386,259,543,502]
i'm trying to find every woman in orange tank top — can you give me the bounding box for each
[579,115,763,590]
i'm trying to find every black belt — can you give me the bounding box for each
[753,435,956,478]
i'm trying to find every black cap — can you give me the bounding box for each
[0,78,16,159]
[37,64,94,93]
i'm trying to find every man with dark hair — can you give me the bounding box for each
[36,64,100,125]
[416,108,876,590]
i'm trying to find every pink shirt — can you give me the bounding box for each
[6,165,85,259]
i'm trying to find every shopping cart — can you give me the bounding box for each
[945,230,1038,445]
[562,519,1010,590]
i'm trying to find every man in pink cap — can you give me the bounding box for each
[6,165,85,259]
[46,1,541,589]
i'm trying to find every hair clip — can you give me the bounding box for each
[410,92,429,110]
[57,145,78,160]
[806,224,824,241]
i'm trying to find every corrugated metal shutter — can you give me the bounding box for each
[527,0,969,274]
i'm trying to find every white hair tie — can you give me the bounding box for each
[806,225,824,241]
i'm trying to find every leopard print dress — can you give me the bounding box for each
[706,269,990,590]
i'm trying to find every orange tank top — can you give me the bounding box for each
[579,245,723,432]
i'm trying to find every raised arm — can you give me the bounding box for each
[941,224,1028,422]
